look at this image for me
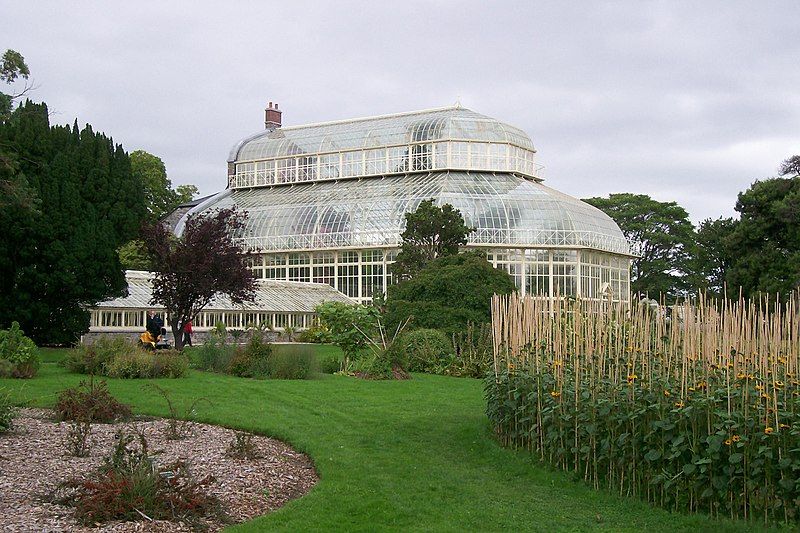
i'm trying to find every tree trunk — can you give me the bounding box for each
[171,319,184,351]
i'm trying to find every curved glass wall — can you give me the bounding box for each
[230,107,534,161]
[244,248,630,304]
[201,171,630,256]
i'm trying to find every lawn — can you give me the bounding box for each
[1,348,772,532]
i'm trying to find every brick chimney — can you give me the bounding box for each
[265,101,282,130]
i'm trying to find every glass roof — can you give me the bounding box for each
[183,171,630,256]
[97,271,354,312]
[229,107,534,162]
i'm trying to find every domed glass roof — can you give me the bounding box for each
[229,107,534,162]
[182,171,630,256]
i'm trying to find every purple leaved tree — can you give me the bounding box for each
[142,208,256,350]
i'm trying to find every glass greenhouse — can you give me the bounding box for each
[177,106,632,304]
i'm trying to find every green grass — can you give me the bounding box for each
[1,348,774,532]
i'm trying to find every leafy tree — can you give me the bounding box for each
[315,301,379,365]
[583,193,695,299]
[726,174,800,299]
[393,200,474,280]
[779,155,800,178]
[0,49,31,119]
[0,101,146,343]
[175,184,199,205]
[142,208,256,350]
[117,240,151,271]
[690,217,737,298]
[131,150,190,223]
[385,251,516,335]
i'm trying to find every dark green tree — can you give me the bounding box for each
[392,199,474,280]
[726,173,800,299]
[583,193,695,299]
[385,251,516,335]
[690,217,737,298]
[0,101,146,343]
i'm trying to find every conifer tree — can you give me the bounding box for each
[0,101,145,343]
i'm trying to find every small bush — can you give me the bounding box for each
[228,334,273,378]
[55,378,132,423]
[0,321,40,378]
[319,355,342,374]
[192,326,234,372]
[226,431,260,460]
[63,336,139,375]
[64,419,93,457]
[60,430,222,525]
[151,350,190,378]
[99,348,189,379]
[296,324,332,344]
[392,329,454,374]
[267,345,318,380]
[352,349,410,380]
[0,388,16,433]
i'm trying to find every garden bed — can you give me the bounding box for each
[0,409,318,531]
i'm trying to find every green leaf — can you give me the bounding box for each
[645,449,661,462]
[729,453,743,464]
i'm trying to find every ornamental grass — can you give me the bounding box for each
[486,292,800,524]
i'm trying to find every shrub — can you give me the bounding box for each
[70,342,189,379]
[151,350,190,378]
[450,322,493,378]
[105,351,153,378]
[267,345,318,380]
[227,334,272,378]
[319,355,342,374]
[296,323,332,344]
[0,321,40,378]
[192,325,234,372]
[55,378,132,423]
[64,418,93,457]
[0,388,16,433]
[226,431,260,460]
[63,336,138,375]
[352,350,409,380]
[60,430,222,525]
[391,329,454,374]
[384,251,516,336]
[315,302,378,364]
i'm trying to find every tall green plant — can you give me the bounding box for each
[315,302,378,365]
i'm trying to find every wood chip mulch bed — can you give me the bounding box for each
[0,409,318,531]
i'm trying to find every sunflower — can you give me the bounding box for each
[724,438,732,446]
[731,435,741,442]
[674,401,684,408]
[765,427,774,435]
[550,391,561,398]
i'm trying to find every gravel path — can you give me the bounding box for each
[0,409,318,531]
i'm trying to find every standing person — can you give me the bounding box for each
[146,310,160,339]
[183,320,193,347]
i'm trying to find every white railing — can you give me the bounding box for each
[228,140,543,189]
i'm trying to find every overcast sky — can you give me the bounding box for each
[3,1,798,222]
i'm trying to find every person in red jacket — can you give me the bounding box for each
[182,320,193,347]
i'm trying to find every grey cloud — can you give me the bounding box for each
[2,0,799,223]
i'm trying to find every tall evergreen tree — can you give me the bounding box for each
[0,101,145,344]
